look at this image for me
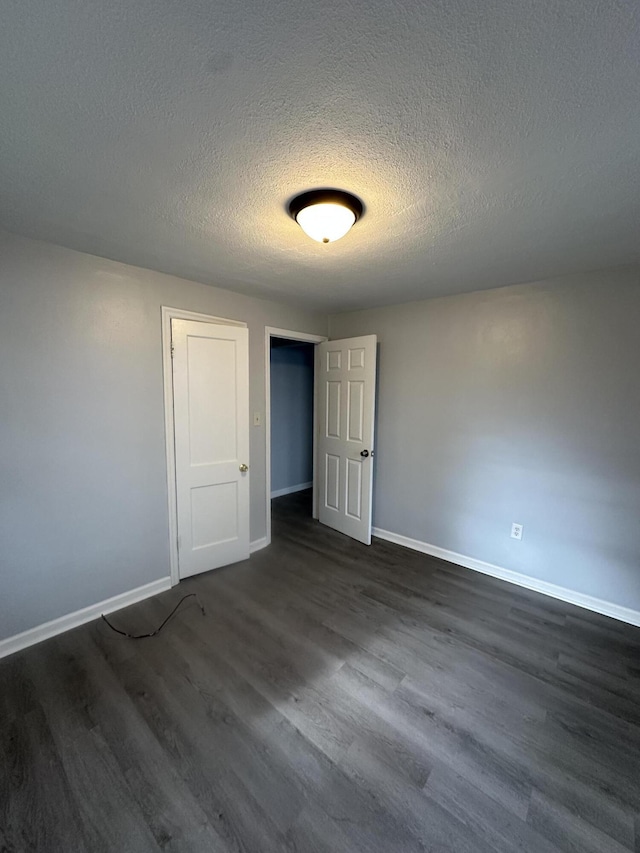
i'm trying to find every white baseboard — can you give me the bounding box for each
[0,577,172,661]
[250,536,269,554]
[271,482,313,499]
[372,527,640,628]
[1,538,272,660]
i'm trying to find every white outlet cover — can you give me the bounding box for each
[511,523,523,540]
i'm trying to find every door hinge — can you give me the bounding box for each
[170,342,175,358]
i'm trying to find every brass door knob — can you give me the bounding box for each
[239,463,249,473]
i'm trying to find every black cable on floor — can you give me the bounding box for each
[101,593,205,639]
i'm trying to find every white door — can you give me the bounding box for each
[317,335,377,545]
[172,319,250,578]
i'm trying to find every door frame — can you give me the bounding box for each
[264,327,328,547]
[162,306,247,586]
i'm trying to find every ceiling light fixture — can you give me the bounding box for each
[289,189,364,244]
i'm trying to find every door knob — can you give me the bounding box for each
[360,450,369,458]
[239,463,249,472]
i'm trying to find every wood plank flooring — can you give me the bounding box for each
[2,489,640,851]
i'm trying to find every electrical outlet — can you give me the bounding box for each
[253,412,262,427]
[511,523,523,540]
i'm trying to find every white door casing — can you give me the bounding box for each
[172,319,250,578]
[317,335,377,545]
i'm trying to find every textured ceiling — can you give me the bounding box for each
[1,0,639,311]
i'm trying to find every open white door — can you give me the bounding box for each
[317,335,377,545]
[172,319,250,578]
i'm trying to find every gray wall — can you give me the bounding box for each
[3,229,639,641]
[329,266,640,612]
[270,343,314,494]
[0,231,326,640]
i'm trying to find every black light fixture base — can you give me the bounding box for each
[288,188,364,222]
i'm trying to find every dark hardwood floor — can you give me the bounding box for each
[2,490,640,852]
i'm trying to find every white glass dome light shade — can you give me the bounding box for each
[296,202,356,243]
[289,189,364,244]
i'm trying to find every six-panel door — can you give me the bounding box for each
[317,335,377,544]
